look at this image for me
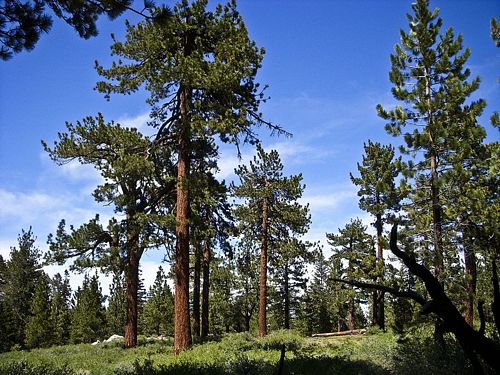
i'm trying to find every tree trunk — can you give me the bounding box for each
[174,84,192,354]
[258,194,269,337]
[284,264,290,329]
[463,234,476,327]
[390,225,500,372]
[201,240,210,338]
[124,249,139,348]
[192,242,201,337]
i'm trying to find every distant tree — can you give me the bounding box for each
[95,0,286,352]
[271,238,314,329]
[327,219,373,331]
[233,145,309,337]
[2,228,42,347]
[0,255,14,352]
[141,266,174,337]
[25,273,53,348]
[303,250,333,334]
[70,274,106,344]
[106,271,127,336]
[50,271,72,345]
[350,141,404,329]
[233,239,259,332]
[44,115,175,348]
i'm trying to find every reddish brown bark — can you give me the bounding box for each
[258,194,269,337]
[192,243,201,337]
[201,240,210,338]
[174,85,192,354]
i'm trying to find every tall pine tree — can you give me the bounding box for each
[233,145,310,336]
[95,0,286,353]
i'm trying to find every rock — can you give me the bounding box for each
[105,334,124,343]
[91,340,100,345]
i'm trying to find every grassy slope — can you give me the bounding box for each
[0,330,472,375]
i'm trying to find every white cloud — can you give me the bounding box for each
[301,189,356,212]
[116,111,157,137]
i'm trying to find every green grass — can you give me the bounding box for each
[0,330,473,375]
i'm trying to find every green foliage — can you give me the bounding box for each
[95,0,286,145]
[1,228,42,348]
[106,271,127,336]
[0,0,137,60]
[70,274,106,344]
[50,271,72,345]
[140,266,174,337]
[25,273,53,348]
[1,331,476,374]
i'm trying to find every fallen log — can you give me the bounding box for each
[312,329,367,337]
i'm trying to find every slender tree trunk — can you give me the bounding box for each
[284,265,290,329]
[463,233,476,327]
[492,258,500,338]
[201,240,210,338]
[124,249,139,348]
[192,242,201,337]
[174,84,192,354]
[258,194,269,337]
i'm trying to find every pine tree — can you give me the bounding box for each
[350,141,404,329]
[377,0,487,289]
[25,273,53,348]
[0,255,14,352]
[270,238,314,329]
[141,266,174,337]
[106,271,127,336]
[50,271,72,345]
[95,0,286,353]
[3,228,42,347]
[304,250,333,334]
[44,116,175,348]
[70,274,106,344]
[233,145,310,336]
[327,219,373,331]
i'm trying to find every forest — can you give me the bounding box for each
[0,0,499,374]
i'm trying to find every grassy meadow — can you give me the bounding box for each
[0,329,473,374]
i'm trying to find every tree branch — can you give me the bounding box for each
[331,278,426,305]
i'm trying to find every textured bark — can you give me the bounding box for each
[192,243,201,337]
[174,84,192,354]
[258,194,269,337]
[463,235,477,327]
[124,247,139,348]
[284,265,290,329]
[201,240,210,338]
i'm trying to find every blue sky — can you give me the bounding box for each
[0,0,498,293]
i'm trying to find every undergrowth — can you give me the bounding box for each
[0,329,474,374]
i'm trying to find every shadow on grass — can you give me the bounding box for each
[113,355,389,375]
